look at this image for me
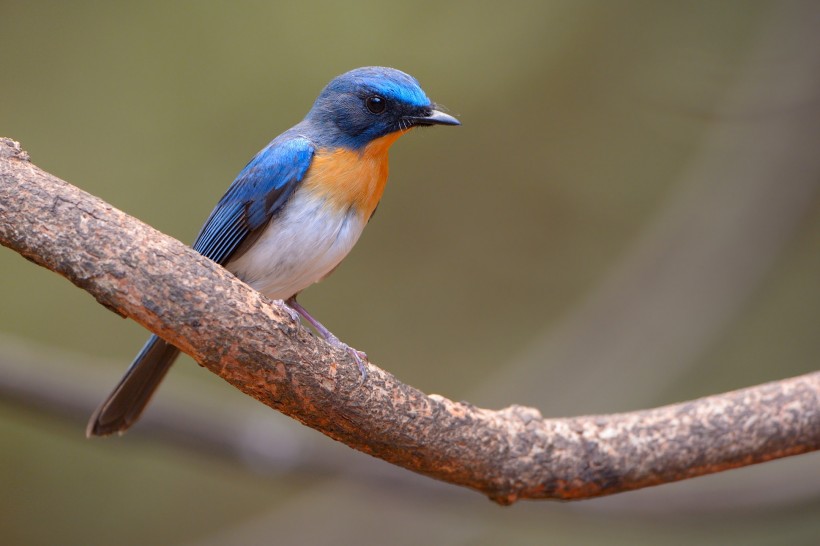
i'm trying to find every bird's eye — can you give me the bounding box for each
[365,95,386,114]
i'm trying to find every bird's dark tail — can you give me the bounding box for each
[86,335,180,437]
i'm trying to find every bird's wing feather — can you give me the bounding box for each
[192,136,315,265]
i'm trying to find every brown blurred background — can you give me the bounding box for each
[1,1,818,544]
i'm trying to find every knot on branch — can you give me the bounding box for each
[0,138,30,162]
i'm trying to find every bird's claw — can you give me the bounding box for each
[348,347,369,387]
[278,300,302,324]
[325,334,368,386]
[283,297,368,386]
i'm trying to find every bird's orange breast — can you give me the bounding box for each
[302,130,410,218]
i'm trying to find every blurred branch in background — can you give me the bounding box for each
[1,137,818,505]
[0,333,457,493]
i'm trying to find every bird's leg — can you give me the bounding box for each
[284,296,368,383]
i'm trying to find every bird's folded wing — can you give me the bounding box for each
[192,136,315,265]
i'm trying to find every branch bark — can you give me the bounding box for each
[1,137,818,505]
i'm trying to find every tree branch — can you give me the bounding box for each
[1,137,818,505]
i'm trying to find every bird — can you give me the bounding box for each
[87,66,460,437]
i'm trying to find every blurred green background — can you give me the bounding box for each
[1,1,818,544]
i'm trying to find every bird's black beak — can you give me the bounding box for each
[404,109,460,127]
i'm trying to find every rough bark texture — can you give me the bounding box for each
[1,137,818,504]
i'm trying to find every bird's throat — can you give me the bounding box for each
[304,129,412,218]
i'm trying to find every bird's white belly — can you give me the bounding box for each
[225,190,367,300]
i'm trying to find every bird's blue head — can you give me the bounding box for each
[305,67,459,150]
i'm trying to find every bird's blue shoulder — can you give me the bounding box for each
[229,134,315,230]
[192,133,315,264]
